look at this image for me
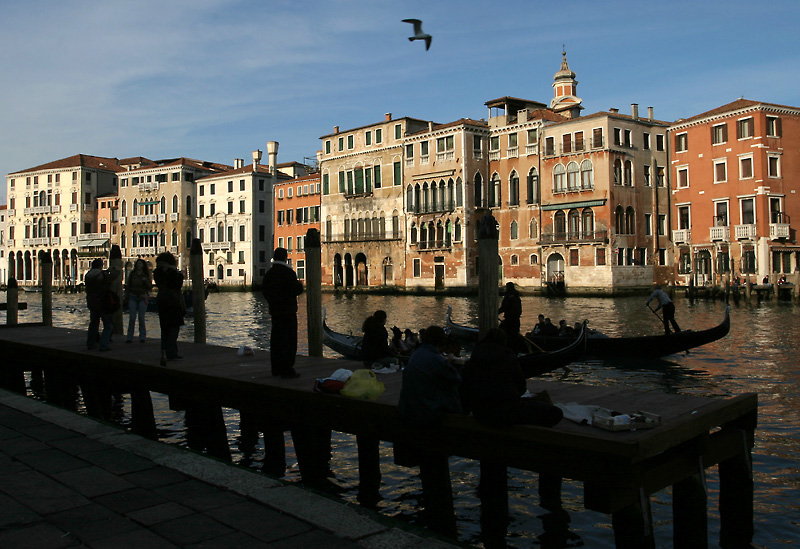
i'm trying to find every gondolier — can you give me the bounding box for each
[646,284,681,335]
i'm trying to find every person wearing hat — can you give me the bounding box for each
[84,258,120,351]
[261,248,304,379]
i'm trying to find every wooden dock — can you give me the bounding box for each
[0,323,757,548]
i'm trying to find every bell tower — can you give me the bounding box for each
[550,49,583,119]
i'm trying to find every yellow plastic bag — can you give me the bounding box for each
[340,369,386,400]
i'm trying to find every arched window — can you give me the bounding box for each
[133,198,139,215]
[392,211,399,238]
[438,180,446,211]
[419,222,427,249]
[527,167,539,204]
[529,218,538,239]
[160,230,166,247]
[185,231,191,248]
[474,172,483,208]
[121,200,127,217]
[615,206,625,234]
[217,222,224,242]
[422,183,430,213]
[510,220,519,240]
[626,206,636,234]
[568,209,580,239]
[530,253,539,265]
[343,215,350,240]
[567,162,579,191]
[511,254,519,266]
[509,171,520,206]
[410,222,418,244]
[172,194,179,213]
[428,221,435,247]
[414,183,421,213]
[582,208,594,236]
[554,211,566,238]
[624,160,633,186]
[171,229,178,246]
[186,195,192,213]
[553,164,566,192]
[614,159,623,185]
[490,173,501,207]
[406,185,414,212]
[580,159,593,189]
[160,196,166,213]
[121,232,126,249]
[435,220,443,247]
[445,219,452,247]
[326,216,333,238]
[454,218,462,241]
[456,178,463,208]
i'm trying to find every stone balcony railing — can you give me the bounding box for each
[770,223,790,239]
[672,229,691,244]
[709,226,730,241]
[735,224,757,239]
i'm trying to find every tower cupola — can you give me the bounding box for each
[550,50,583,119]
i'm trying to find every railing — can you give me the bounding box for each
[735,224,757,239]
[436,151,455,162]
[507,146,519,158]
[324,234,402,243]
[525,144,538,155]
[420,154,430,165]
[770,223,790,239]
[709,226,730,241]
[138,182,160,192]
[119,217,126,224]
[489,150,500,161]
[538,230,608,244]
[169,213,179,222]
[209,241,236,251]
[70,204,78,212]
[672,229,691,243]
[130,246,167,256]
[405,158,414,167]
[132,214,158,223]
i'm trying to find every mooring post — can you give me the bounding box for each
[40,251,53,326]
[419,452,457,538]
[7,278,18,325]
[672,455,708,548]
[479,461,508,546]
[305,228,323,357]
[110,245,123,335]
[611,488,656,549]
[130,389,158,439]
[184,401,231,461]
[745,276,752,301]
[356,434,381,507]
[477,214,499,338]
[718,411,756,548]
[190,238,206,344]
[772,273,780,302]
[794,271,800,302]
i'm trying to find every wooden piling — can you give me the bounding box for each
[478,461,508,546]
[184,401,231,461]
[190,238,206,344]
[130,389,158,439]
[719,425,755,547]
[611,488,655,549]
[794,271,800,302]
[7,278,18,325]
[40,251,53,326]
[356,435,381,507]
[673,463,708,548]
[305,228,322,357]
[419,452,457,538]
[110,245,123,335]
[477,214,499,337]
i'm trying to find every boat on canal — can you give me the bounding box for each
[445,305,731,358]
[325,309,587,376]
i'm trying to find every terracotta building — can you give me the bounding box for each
[273,172,321,282]
[668,99,800,284]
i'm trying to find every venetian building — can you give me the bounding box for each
[491,53,671,294]
[403,119,490,290]
[6,154,123,285]
[318,114,429,288]
[117,157,230,273]
[273,172,321,283]
[668,99,800,284]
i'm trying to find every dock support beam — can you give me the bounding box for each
[7,279,18,325]
[611,488,655,549]
[718,428,754,548]
[419,453,457,538]
[477,214,499,338]
[40,251,53,326]
[673,459,708,548]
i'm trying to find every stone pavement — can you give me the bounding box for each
[0,389,458,548]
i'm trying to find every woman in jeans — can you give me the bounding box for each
[126,259,152,343]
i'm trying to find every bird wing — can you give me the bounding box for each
[425,35,431,50]
[402,18,423,35]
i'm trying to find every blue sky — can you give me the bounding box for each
[2,0,799,204]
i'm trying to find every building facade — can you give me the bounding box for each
[273,172,321,282]
[319,114,430,288]
[5,154,123,285]
[117,157,230,274]
[668,99,800,284]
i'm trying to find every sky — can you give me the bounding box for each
[2,0,800,204]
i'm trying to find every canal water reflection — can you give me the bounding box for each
[10,291,800,548]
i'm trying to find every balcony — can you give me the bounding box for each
[770,223,790,239]
[489,150,500,161]
[538,230,608,245]
[507,146,519,158]
[436,151,454,162]
[169,213,179,222]
[672,229,691,244]
[132,214,158,223]
[735,224,757,239]
[525,143,538,156]
[70,204,78,212]
[420,154,430,165]
[709,226,730,241]
[209,241,235,251]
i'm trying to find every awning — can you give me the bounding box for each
[137,232,159,236]
[77,238,109,247]
[542,199,606,211]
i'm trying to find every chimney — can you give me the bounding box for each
[631,103,639,120]
[648,106,654,120]
[428,121,434,132]
[334,126,339,134]
[385,113,392,121]
[252,150,262,170]
[266,141,279,175]
[609,107,619,114]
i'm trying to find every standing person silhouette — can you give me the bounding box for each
[262,248,303,379]
[154,252,185,361]
[646,284,681,335]
[85,258,120,351]
[126,258,152,343]
[498,282,523,351]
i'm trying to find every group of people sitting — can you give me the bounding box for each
[529,315,581,338]
[360,310,426,367]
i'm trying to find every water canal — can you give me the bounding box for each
[7,290,800,547]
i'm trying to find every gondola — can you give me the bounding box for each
[322,309,363,360]
[446,305,731,358]
[517,320,587,377]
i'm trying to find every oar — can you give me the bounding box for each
[647,303,663,323]
[523,334,546,353]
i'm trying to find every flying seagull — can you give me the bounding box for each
[402,19,431,50]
